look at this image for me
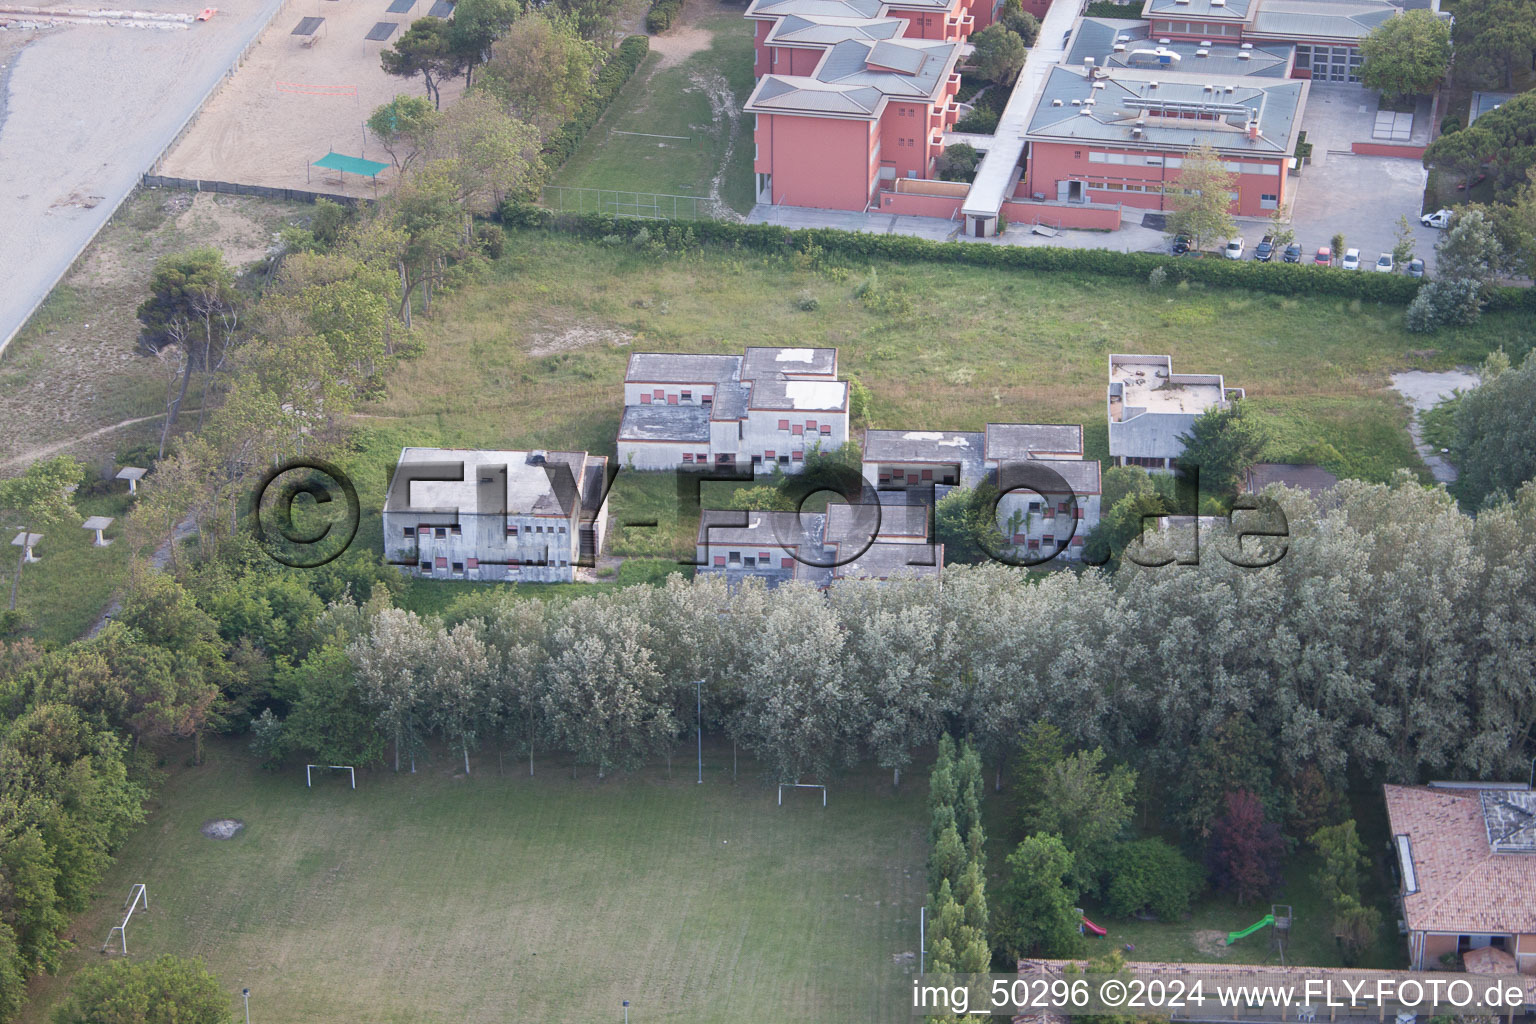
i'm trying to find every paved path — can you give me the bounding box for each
[1390,368,1479,484]
[0,0,288,354]
[747,202,1168,252]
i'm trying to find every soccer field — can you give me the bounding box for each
[29,740,928,1024]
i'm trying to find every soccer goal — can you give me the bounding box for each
[101,883,148,955]
[305,764,356,789]
[777,782,827,807]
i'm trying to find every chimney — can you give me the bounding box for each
[1246,120,1259,139]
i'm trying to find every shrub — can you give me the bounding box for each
[1103,839,1203,920]
[1405,277,1483,332]
[795,289,820,311]
[953,106,1000,134]
[1148,266,1168,288]
[646,0,683,32]
[1440,114,1462,135]
[937,142,981,182]
[540,35,648,175]
[476,222,506,259]
[494,203,1429,305]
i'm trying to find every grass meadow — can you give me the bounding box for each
[23,739,929,1024]
[551,5,757,216]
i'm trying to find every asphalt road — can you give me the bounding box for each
[0,0,287,355]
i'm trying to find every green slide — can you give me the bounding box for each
[1225,914,1275,945]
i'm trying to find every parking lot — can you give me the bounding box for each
[1280,83,1442,274]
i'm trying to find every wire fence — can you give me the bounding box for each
[541,185,706,221]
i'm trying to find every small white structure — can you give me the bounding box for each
[116,467,147,494]
[81,515,115,546]
[617,347,850,473]
[1107,354,1244,471]
[10,532,41,562]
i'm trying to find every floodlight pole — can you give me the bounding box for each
[696,679,703,784]
[242,988,250,1024]
[920,907,926,976]
[623,1000,630,1024]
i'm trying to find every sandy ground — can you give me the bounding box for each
[158,0,463,194]
[0,0,290,352]
[648,0,717,70]
[1390,368,1480,484]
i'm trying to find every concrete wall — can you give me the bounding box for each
[1025,140,1287,218]
[624,382,717,405]
[755,113,878,210]
[876,190,965,217]
[1351,141,1428,159]
[618,439,697,471]
[382,512,579,583]
[1002,198,1124,229]
[741,409,848,467]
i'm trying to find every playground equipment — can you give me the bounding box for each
[1082,916,1107,937]
[1226,914,1274,945]
[1226,905,1293,963]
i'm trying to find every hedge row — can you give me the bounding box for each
[497,203,1442,304]
[646,0,683,32]
[541,35,650,174]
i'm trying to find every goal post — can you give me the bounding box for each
[101,883,148,955]
[777,782,827,807]
[305,764,356,789]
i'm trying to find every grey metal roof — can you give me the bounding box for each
[627,352,742,384]
[1143,0,1252,20]
[1025,65,1306,157]
[618,404,711,443]
[384,447,596,517]
[1016,457,1102,495]
[750,376,849,411]
[1243,462,1339,496]
[744,0,884,20]
[832,541,942,579]
[1068,18,1294,78]
[863,428,984,463]
[1469,91,1519,125]
[698,508,826,552]
[764,13,905,45]
[745,34,960,118]
[1249,0,1394,38]
[711,381,751,421]
[824,499,932,542]
[984,423,1084,460]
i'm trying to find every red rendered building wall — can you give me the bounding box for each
[755,114,880,209]
[1025,141,1288,218]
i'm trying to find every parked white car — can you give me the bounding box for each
[1341,248,1361,270]
[1421,208,1453,229]
[1224,237,1246,260]
[1374,252,1395,273]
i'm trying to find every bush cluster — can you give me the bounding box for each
[497,204,1429,304]
[541,35,649,174]
[646,0,683,32]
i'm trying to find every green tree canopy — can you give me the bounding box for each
[52,954,232,1024]
[480,12,600,134]
[1176,398,1271,499]
[366,95,442,173]
[970,24,1027,86]
[1164,144,1236,251]
[1451,349,1536,508]
[0,456,83,612]
[1358,10,1451,100]
[381,17,465,109]
[994,833,1084,959]
[1449,0,1536,89]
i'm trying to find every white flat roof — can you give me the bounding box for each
[1110,358,1226,416]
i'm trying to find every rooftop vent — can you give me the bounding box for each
[1071,98,1082,105]
[1148,79,1159,87]
[1131,126,1143,137]
[1225,84,1235,91]
[1237,49,1251,59]
[1116,33,1129,41]
[1158,37,1171,43]
[1084,97,1096,105]
[1211,0,1225,6]
[1113,42,1127,51]
[1204,82,1215,90]
[527,450,548,465]
[1196,47,1209,56]
[1093,80,1107,88]
[1240,41,1253,48]
[1200,39,1212,45]
[1084,56,1095,67]
[1051,97,1063,106]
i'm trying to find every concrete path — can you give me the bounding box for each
[1390,368,1479,484]
[0,0,288,355]
[747,202,1170,251]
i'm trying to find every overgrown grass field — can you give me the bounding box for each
[365,230,1523,494]
[551,6,757,215]
[24,739,928,1024]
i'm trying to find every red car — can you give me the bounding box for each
[1313,246,1332,266]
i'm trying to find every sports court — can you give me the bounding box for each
[158,0,462,195]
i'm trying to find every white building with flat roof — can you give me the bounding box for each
[382,447,609,583]
[618,347,850,473]
[1107,354,1244,470]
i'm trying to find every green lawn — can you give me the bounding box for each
[552,6,757,216]
[4,489,135,644]
[25,739,928,1024]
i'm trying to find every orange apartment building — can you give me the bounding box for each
[744,0,972,210]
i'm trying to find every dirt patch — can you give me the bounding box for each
[689,69,744,221]
[173,191,280,270]
[1193,929,1234,957]
[648,0,717,70]
[201,818,244,839]
[529,324,634,356]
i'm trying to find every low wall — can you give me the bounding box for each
[875,191,964,219]
[1002,199,1123,230]
[141,175,371,206]
[1350,141,1428,159]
